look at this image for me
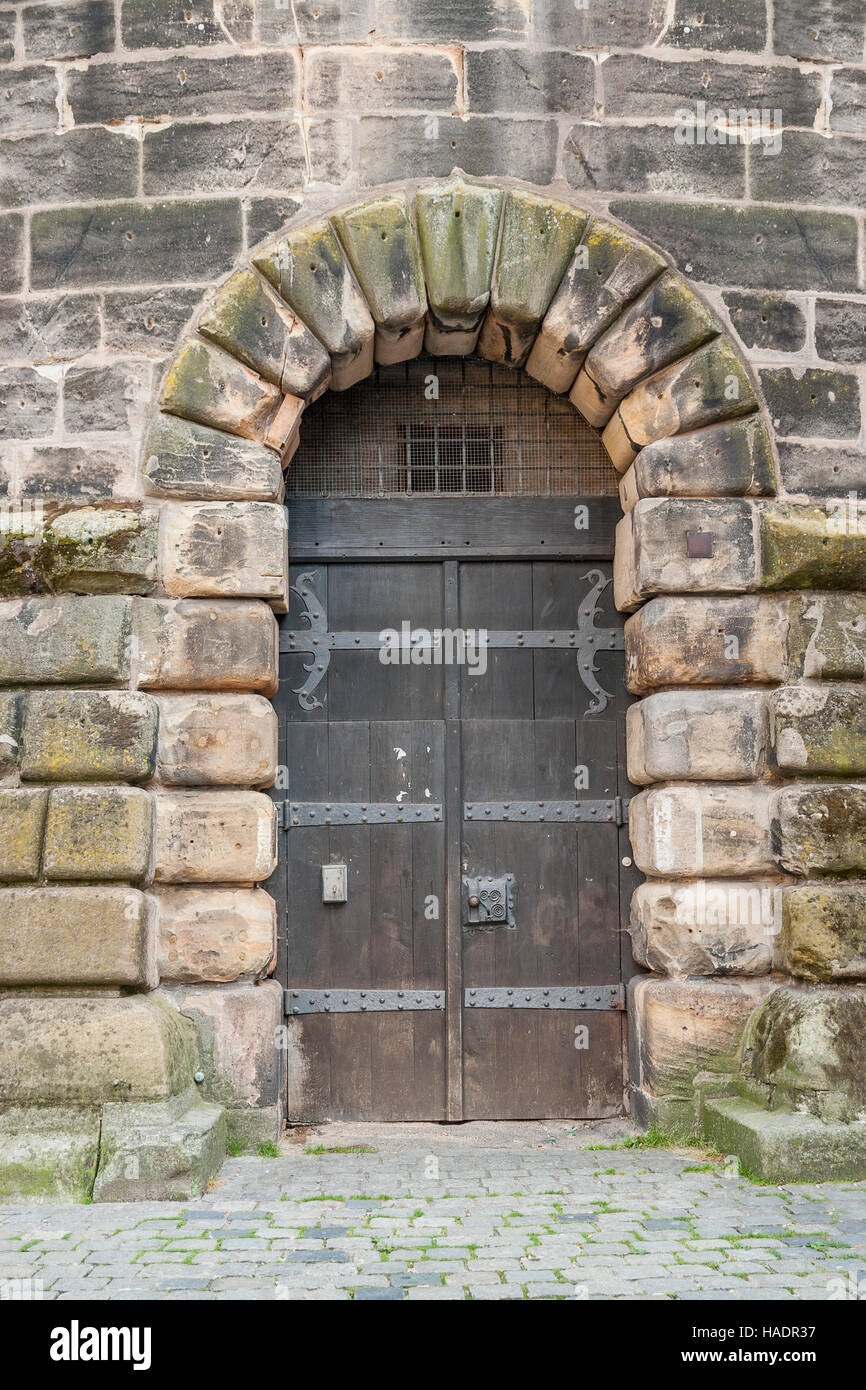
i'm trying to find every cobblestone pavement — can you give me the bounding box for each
[2,1121,866,1301]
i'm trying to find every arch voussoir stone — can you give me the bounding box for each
[2,171,866,1198]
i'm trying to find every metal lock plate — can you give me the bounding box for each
[462,874,516,930]
[322,864,347,903]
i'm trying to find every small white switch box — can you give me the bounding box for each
[322,864,347,903]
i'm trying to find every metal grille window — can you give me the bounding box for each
[288,355,616,497]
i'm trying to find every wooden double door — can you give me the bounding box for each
[270,499,637,1122]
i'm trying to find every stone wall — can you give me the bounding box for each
[0,0,865,1195]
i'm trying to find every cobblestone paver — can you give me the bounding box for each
[2,1129,866,1301]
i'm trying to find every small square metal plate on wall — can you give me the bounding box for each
[686,530,714,559]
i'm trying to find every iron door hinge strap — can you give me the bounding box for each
[280,802,442,827]
[466,985,625,1010]
[284,986,625,1014]
[464,798,629,825]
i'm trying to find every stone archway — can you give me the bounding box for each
[2,174,866,1199]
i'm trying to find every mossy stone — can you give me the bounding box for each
[762,504,866,590]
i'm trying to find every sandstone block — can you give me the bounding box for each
[0,885,156,987]
[254,218,375,390]
[762,503,866,590]
[157,886,276,982]
[629,974,777,1107]
[141,413,283,501]
[416,175,503,355]
[20,689,157,782]
[0,692,22,773]
[570,271,721,427]
[159,337,281,441]
[0,1106,100,1203]
[0,995,192,1105]
[779,882,866,982]
[627,689,769,784]
[135,598,277,695]
[603,338,758,472]
[625,595,788,694]
[43,785,152,881]
[160,980,282,1127]
[630,783,775,877]
[93,1088,226,1202]
[771,683,866,775]
[527,217,665,394]
[153,790,277,883]
[786,594,866,681]
[0,787,48,880]
[629,879,777,977]
[772,783,866,875]
[618,414,777,511]
[331,194,427,365]
[740,985,866,1121]
[614,498,759,611]
[0,508,157,598]
[0,595,131,686]
[155,693,277,786]
[478,189,587,367]
[197,267,331,399]
[159,502,288,604]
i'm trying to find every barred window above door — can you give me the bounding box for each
[287,356,616,497]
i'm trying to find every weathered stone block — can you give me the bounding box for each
[629,879,776,978]
[740,985,866,1121]
[772,783,866,875]
[157,886,276,982]
[0,365,58,438]
[153,790,277,883]
[625,595,788,694]
[66,51,299,124]
[786,594,866,681]
[527,218,665,393]
[0,885,156,987]
[93,1088,226,1202]
[46,507,157,596]
[0,788,48,880]
[160,980,282,1140]
[197,268,331,399]
[159,337,281,441]
[627,689,769,784]
[771,684,866,775]
[629,975,776,1128]
[762,503,866,591]
[0,692,22,774]
[815,298,866,363]
[618,414,777,511]
[142,414,283,502]
[701,1097,866,1184]
[416,176,503,355]
[0,1107,100,1203]
[159,502,288,605]
[23,0,115,61]
[142,117,305,198]
[478,189,587,367]
[331,194,427,365]
[154,693,277,787]
[0,995,192,1105]
[779,883,866,982]
[777,443,866,497]
[31,199,244,291]
[0,596,131,686]
[43,785,152,881]
[603,339,758,472]
[20,689,158,782]
[254,218,375,390]
[723,290,807,353]
[135,598,277,695]
[630,783,775,877]
[760,366,860,441]
[0,507,157,599]
[614,498,759,611]
[609,199,858,293]
[570,271,721,427]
